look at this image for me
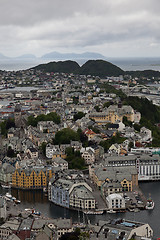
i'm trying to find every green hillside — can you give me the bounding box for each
[80,60,124,77]
[34,60,80,73]
[33,59,124,77]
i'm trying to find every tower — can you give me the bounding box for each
[14,104,22,128]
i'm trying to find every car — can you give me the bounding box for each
[125,197,130,201]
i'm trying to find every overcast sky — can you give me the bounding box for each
[1,0,160,58]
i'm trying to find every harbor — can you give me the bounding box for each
[1,181,159,238]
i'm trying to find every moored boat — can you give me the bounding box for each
[83,210,103,215]
[1,184,11,189]
[146,199,154,210]
[107,209,116,214]
[146,194,154,210]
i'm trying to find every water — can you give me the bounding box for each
[2,182,158,239]
[1,57,160,71]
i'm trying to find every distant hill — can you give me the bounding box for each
[126,70,160,78]
[41,51,106,60]
[33,59,124,77]
[80,60,124,77]
[34,60,80,73]
[15,54,36,59]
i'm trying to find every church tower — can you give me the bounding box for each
[14,104,22,128]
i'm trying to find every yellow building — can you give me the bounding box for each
[89,165,138,192]
[89,105,136,125]
[12,167,55,189]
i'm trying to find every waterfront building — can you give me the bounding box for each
[106,193,125,210]
[49,178,95,210]
[89,165,138,191]
[103,154,160,181]
[12,167,55,189]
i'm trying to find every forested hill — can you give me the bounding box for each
[33,60,80,74]
[33,59,124,77]
[126,70,160,78]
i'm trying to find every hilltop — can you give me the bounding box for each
[33,59,124,77]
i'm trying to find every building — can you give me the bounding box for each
[89,219,153,240]
[89,165,138,191]
[0,162,15,184]
[106,193,125,210]
[52,157,68,170]
[0,197,6,220]
[104,154,160,181]
[49,178,95,210]
[89,105,141,125]
[0,219,20,239]
[12,167,55,189]
[81,148,95,165]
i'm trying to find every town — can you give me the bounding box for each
[0,66,159,239]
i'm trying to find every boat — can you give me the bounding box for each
[43,187,48,193]
[6,193,12,198]
[32,210,41,216]
[146,199,155,210]
[83,210,104,215]
[134,208,140,212]
[107,209,117,214]
[146,193,154,210]
[14,199,21,204]
[25,208,41,215]
[1,184,11,189]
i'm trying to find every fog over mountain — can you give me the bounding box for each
[0,51,106,60]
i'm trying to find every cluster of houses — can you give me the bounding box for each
[0,89,157,213]
[0,69,158,239]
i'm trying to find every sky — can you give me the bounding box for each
[1,0,160,58]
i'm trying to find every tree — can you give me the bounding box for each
[65,147,86,170]
[7,146,16,158]
[40,142,47,156]
[77,128,89,147]
[54,128,79,145]
[72,96,79,104]
[0,118,15,136]
[73,112,85,121]
[122,116,132,127]
[27,112,61,127]
[94,105,100,112]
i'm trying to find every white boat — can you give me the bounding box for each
[83,210,103,215]
[6,193,12,198]
[25,208,40,215]
[146,194,154,210]
[146,199,155,210]
[1,184,11,189]
[107,209,117,214]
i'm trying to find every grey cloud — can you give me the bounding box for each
[0,0,160,57]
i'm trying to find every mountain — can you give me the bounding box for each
[33,59,124,77]
[34,60,80,73]
[80,60,124,77]
[15,54,36,59]
[41,51,106,60]
[126,70,160,78]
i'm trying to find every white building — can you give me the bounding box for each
[106,193,125,210]
[52,157,68,170]
[46,143,60,158]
